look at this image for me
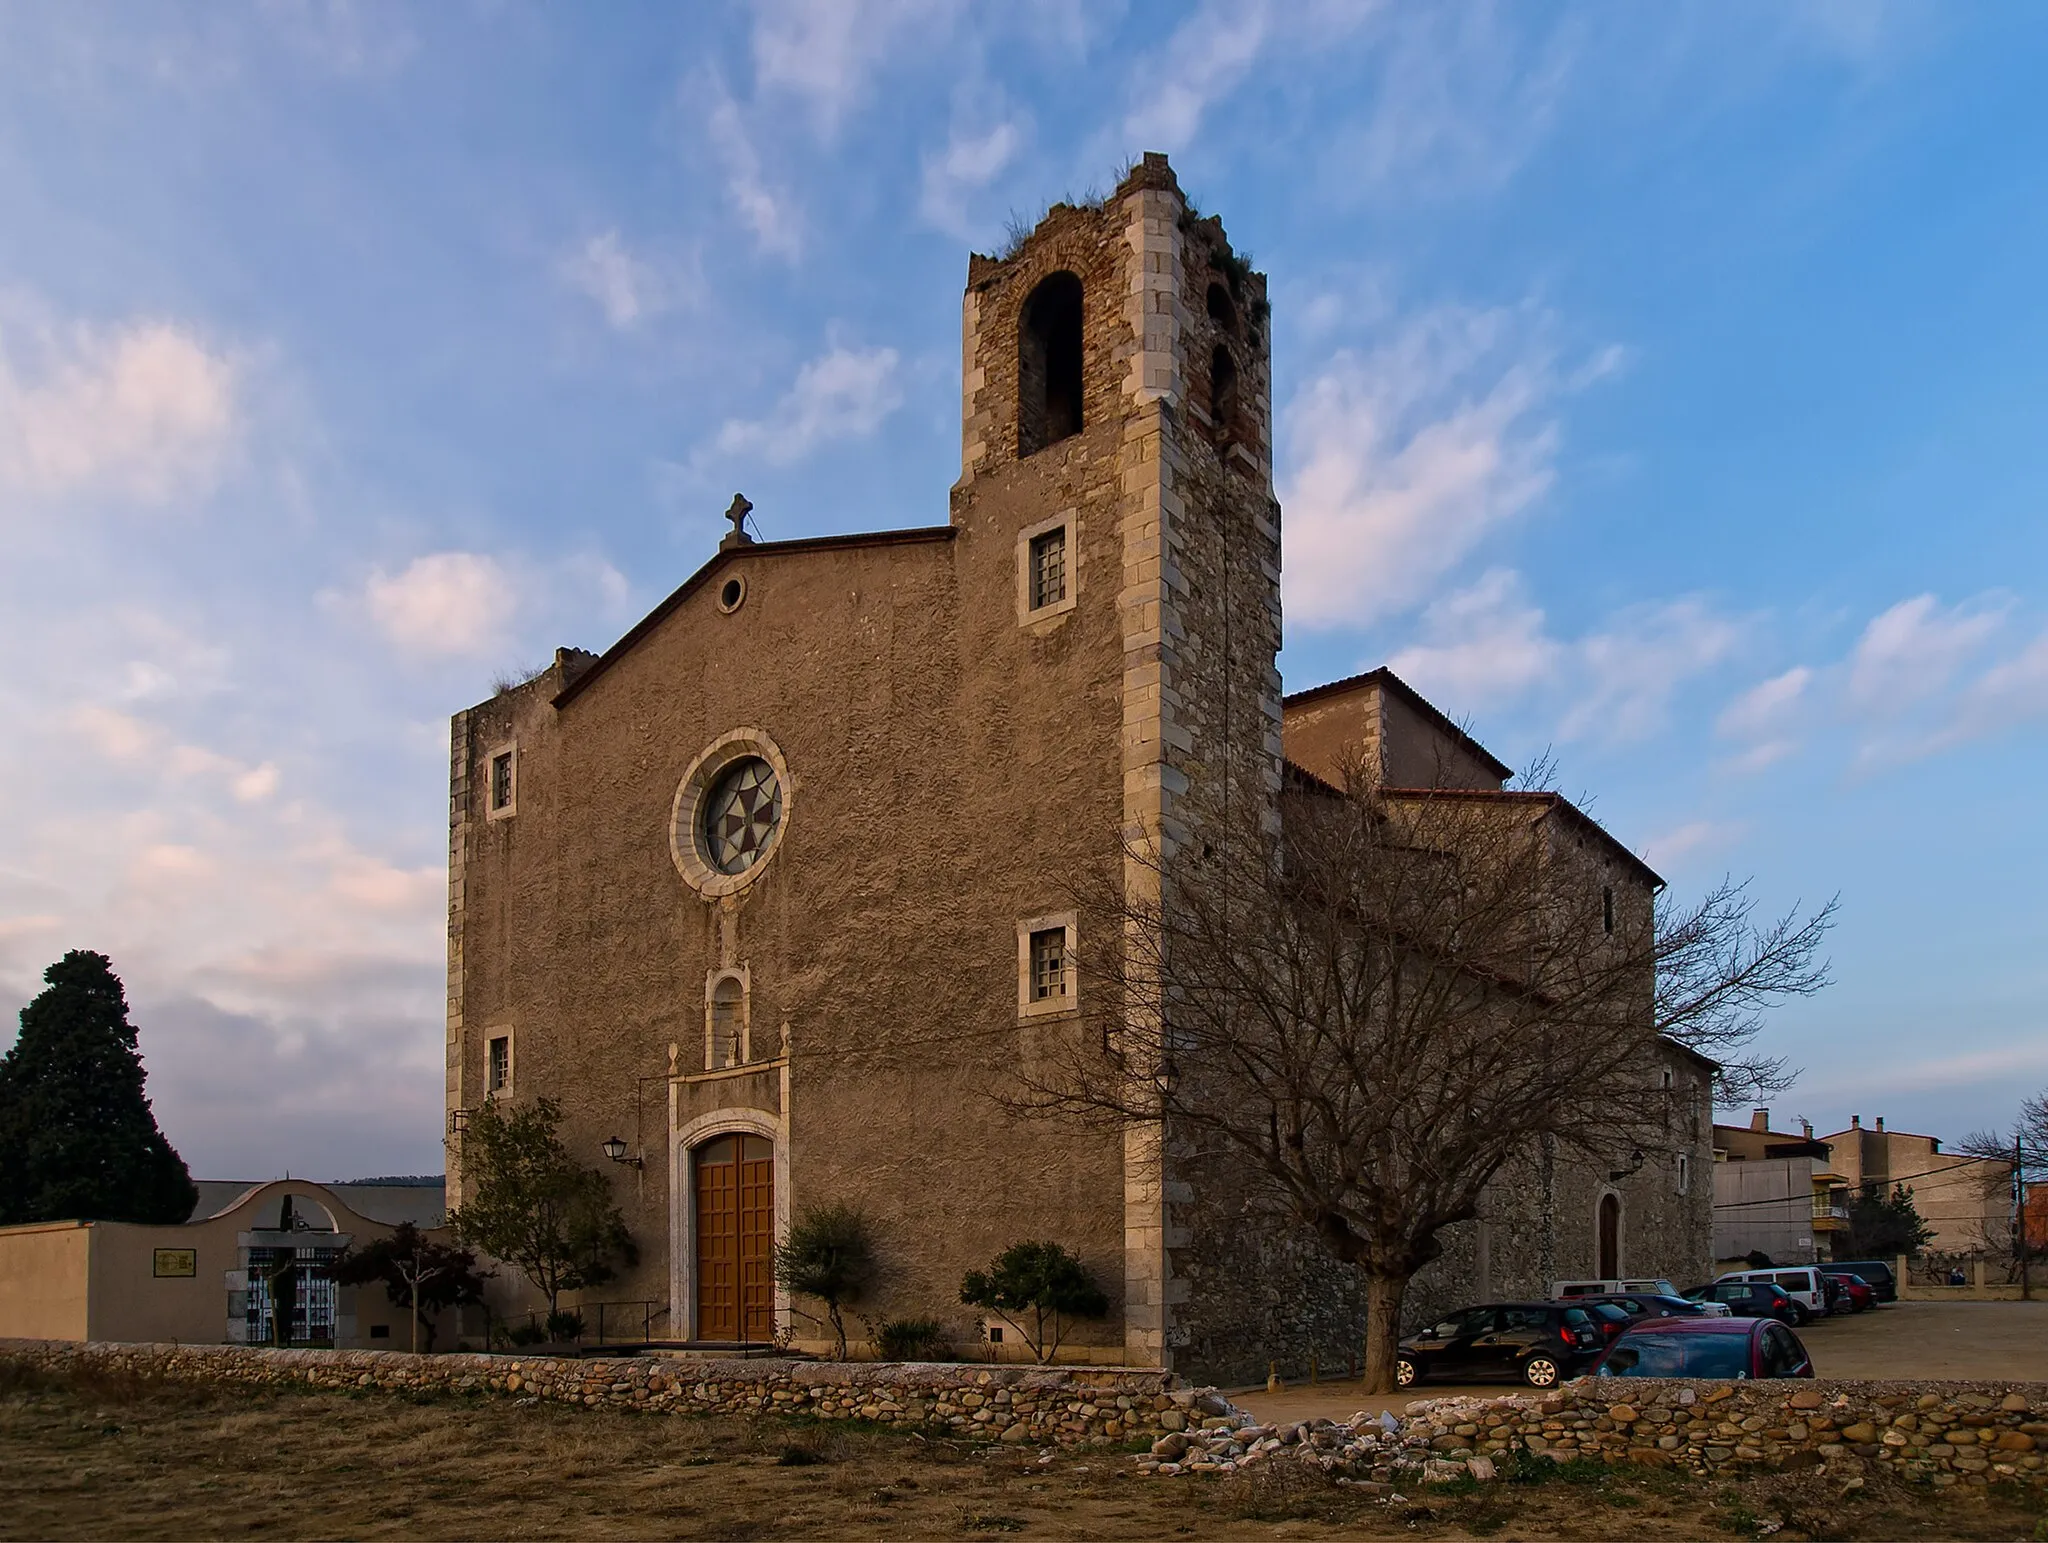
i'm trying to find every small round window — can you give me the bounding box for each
[702,756,782,874]
[718,576,746,613]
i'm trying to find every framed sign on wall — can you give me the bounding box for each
[152,1248,197,1279]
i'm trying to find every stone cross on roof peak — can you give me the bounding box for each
[719,493,755,551]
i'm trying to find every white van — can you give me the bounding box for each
[1714,1266,1827,1322]
[1552,1277,1680,1299]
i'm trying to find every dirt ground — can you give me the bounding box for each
[4,1358,2046,1541]
[1239,1300,2048,1425]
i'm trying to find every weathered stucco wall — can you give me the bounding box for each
[0,1224,90,1342]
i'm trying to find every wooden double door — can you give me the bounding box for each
[694,1134,774,1343]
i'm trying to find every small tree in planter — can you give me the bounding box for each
[960,1241,1108,1364]
[773,1204,872,1360]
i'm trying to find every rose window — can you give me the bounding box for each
[702,757,782,874]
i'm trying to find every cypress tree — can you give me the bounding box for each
[0,950,197,1226]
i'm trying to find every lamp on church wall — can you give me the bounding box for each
[602,1135,642,1169]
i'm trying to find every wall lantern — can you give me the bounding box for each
[602,1135,641,1169]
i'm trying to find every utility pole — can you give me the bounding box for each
[2019,1133,2032,1303]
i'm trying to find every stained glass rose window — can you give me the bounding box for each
[702,756,782,874]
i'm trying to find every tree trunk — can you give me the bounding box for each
[1361,1271,1411,1395]
[828,1300,847,1361]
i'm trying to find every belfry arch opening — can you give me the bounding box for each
[1018,271,1084,457]
[1209,344,1239,446]
[1206,281,1236,330]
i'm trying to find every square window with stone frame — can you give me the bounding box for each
[1028,526,1066,611]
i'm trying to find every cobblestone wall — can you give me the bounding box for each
[0,1340,1233,1447]
[1144,1379,2048,1490]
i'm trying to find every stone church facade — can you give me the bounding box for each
[444,155,1712,1381]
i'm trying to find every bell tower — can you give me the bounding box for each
[951,152,1284,1368]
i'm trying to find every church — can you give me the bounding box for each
[444,154,1712,1382]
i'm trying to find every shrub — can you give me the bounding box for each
[874,1317,949,1361]
[544,1310,584,1342]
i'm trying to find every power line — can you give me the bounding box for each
[1710,1152,2011,1213]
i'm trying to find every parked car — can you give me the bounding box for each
[1819,1272,1848,1315]
[1684,1279,1802,1324]
[1580,1301,1634,1343]
[1825,1259,1898,1303]
[1574,1291,1731,1322]
[1396,1303,1606,1389]
[1594,1317,1815,1381]
[1713,1267,1828,1323]
[1821,1270,1875,1313]
[1552,1277,1681,1299]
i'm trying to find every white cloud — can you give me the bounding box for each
[1957,629,2048,730]
[1387,569,1562,705]
[1718,665,1812,740]
[1847,593,2004,711]
[1327,3,1572,199]
[1641,818,1748,871]
[1564,598,1741,741]
[919,117,1026,242]
[1280,304,1586,629]
[257,0,417,79]
[751,0,961,133]
[1122,0,1273,151]
[559,230,691,330]
[1714,665,1812,772]
[1387,567,1740,745]
[0,317,238,502]
[707,86,803,259]
[711,343,903,466]
[362,552,517,659]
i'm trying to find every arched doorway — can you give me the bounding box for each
[1597,1193,1622,1280]
[694,1134,774,1343]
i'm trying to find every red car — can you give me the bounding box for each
[1821,1270,1876,1313]
[1593,1316,1815,1381]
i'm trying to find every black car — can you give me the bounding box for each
[1397,1302,1605,1389]
[1577,1291,1719,1323]
[1684,1279,1800,1323]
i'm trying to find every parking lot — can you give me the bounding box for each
[1237,1299,2048,1424]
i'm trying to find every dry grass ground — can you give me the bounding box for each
[2,1359,2044,1541]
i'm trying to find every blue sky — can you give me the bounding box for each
[2,1,2045,1179]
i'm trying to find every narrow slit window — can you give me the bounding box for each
[490,751,514,812]
[1029,527,1067,611]
[1029,927,1066,1001]
[1601,885,1615,935]
[1677,1153,1692,1195]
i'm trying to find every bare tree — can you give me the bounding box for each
[1958,1089,2048,1299]
[1017,762,1833,1392]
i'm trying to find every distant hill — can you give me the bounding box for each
[329,1175,444,1187]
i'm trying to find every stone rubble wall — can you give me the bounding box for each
[0,1339,1233,1447]
[1142,1379,2048,1490]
